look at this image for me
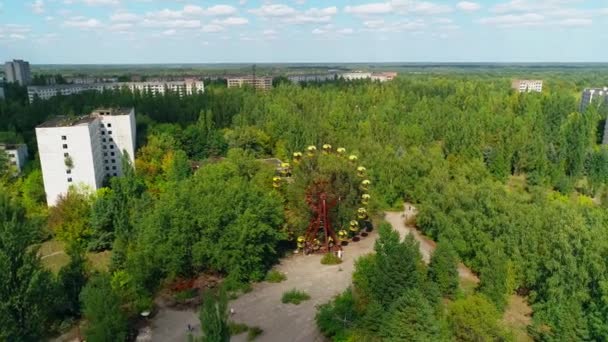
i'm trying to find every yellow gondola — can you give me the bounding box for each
[357,208,368,219]
[337,147,346,154]
[361,179,371,190]
[348,154,358,163]
[322,144,332,153]
[306,145,317,157]
[357,166,366,177]
[361,193,371,205]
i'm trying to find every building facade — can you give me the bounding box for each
[27,79,205,103]
[512,79,543,93]
[288,73,337,84]
[0,85,4,100]
[36,108,136,206]
[1,143,28,174]
[581,87,608,112]
[227,76,273,91]
[340,71,397,82]
[4,59,31,86]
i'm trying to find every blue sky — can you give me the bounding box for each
[0,0,606,64]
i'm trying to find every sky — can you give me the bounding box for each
[0,0,607,64]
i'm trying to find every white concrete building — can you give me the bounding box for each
[227,76,273,90]
[1,143,28,174]
[340,71,397,82]
[27,79,205,102]
[512,79,543,93]
[288,73,337,84]
[4,59,31,86]
[581,87,608,112]
[36,108,136,206]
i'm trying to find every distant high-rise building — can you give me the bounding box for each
[512,79,543,93]
[581,87,608,112]
[340,71,397,82]
[227,76,273,91]
[36,108,136,206]
[4,59,31,86]
[26,79,204,103]
[0,143,28,174]
[288,73,338,84]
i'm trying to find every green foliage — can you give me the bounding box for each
[0,194,56,340]
[321,252,343,265]
[428,241,459,298]
[265,269,287,283]
[48,187,94,248]
[448,295,512,342]
[80,274,128,342]
[199,289,230,342]
[56,245,88,318]
[379,289,443,341]
[316,288,359,339]
[247,326,263,341]
[478,247,510,312]
[228,321,249,335]
[281,289,311,304]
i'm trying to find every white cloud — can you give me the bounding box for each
[29,0,45,14]
[363,19,385,29]
[109,23,133,31]
[212,17,248,26]
[492,0,580,13]
[202,24,224,33]
[478,13,544,27]
[142,18,200,28]
[83,0,119,5]
[362,19,426,32]
[250,4,297,17]
[162,29,176,36]
[559,18,592,27]
[45,16,54,21]
[63,17,102,28]
[345,1,451,16]
[457,1,481,12]
[110,12,139,22]
[0,24,31,41]
[206,5,237,16]
[337,28,354,34]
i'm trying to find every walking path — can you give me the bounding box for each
[149,203,480,341]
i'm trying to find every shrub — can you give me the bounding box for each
[247,326,263,340]
[321,252,342,265]
[281,289,311,304]
[265,270,287,283]
[174,288,197,303]
[228,321,249,335]
[316,288,358,338]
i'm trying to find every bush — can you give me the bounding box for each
[174,288,198,303]
[281,289,311,304]
[265,270,287,283]
[247,326,263,340]
[228,321,249,335]
[316,288,358,339]
[321,252,342,265]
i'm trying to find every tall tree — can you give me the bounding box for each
[428,241,459,298]
[80,274,128,342]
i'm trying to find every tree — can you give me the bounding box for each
[478,247,510,312]
[0,194,56,340]
[80,274,128,342]
[428,241,459,298]
[199,289,229,342]
[448,295,512,342]
[316,288,359,339]
[379,289,443,341]
[48,187,94,248]
[56,244,88,318]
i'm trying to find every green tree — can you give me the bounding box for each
[316,288,359,339]
[48,187,94,248]
[0,194,56,340]
[428,241,459,298]
[80,274,128,342]
[199,289,229,342]
[56,244,88,318]
[379,289,443,341]
[448,295,512,342]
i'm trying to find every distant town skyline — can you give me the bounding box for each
[0,0,607,64]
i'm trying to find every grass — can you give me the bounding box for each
[281,289,311,305]
[247,326,263,340]
[38,240,112,273]
[174,288,198,302]
[265,270,287,283]
[320,252,342,265]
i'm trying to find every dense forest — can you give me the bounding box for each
[2,71,608,340]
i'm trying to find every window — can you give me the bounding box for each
[66,169,71,174]
[103,152,108,156]
[105,166,109,171]
[61,135,67,140]
[111,159,115,163]
[110,145,114,149]
[112,166,117,170]
[104,159,108,164]
[100,123,104,127]
[108,131,112,135]
[107,123,112,128]
[101,131,105,135]
[102,138,106,142]
[110,152,115,156]
[64,152,69,157]
[113,172,118,176]
[67,177,72,182]
[109,138,113,142]
[102,145,107,150]
[62,144,68,149]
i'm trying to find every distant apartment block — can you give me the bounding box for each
[512,79,543,93]
[0,85,4,100]
[1,143,28,174]
[340,71,397,82]
[4,59,31,86]
[227,76,273,91]
[288,73,338,84]
[581,87,608,112]
[27,79,205,103]
[36,108,136,206]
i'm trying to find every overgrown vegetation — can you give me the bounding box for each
[265,270,287,283]
[320,252,343,265]
[281,289,311,305]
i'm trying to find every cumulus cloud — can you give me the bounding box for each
[492,0,580,13]
[559,18,592,27]
[478,13,544,27]
[28,0,45,14]
[110,12,139,22]
[250,4,337,24]
[81,0,120,5]
[212,17,248,26]
[457,1,481,12]
[202,24,224,33]
[345,1,451,16]
[63,16,102,28]
[0,23,31,41]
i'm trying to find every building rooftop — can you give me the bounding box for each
[0,143,26,150]
[37,115,97,128]
[91,107,133,116]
